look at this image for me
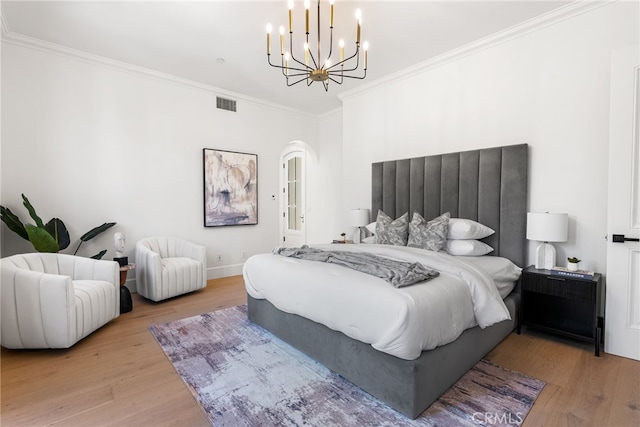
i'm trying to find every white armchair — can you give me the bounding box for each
[135,237,207,302]
[1,253,120,349]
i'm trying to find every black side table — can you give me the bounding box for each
[521,265,604,356]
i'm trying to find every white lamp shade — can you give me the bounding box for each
[526,212,568,242]
[348,209,370,227]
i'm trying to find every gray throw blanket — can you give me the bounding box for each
[273,246,439,288]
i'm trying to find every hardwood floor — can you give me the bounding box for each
[2,276,638,426]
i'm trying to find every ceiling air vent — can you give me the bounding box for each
[216,96,237,112]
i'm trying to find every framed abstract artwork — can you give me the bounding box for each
[203,148,258,227]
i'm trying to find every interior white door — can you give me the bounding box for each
[282,152,306,248]
[605,45,640,361]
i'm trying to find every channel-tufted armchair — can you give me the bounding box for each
[1,253,120,349]
[135,237,207,302]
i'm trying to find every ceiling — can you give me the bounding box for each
[1,1,572,116]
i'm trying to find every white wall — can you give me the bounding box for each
[307,110,344,244]
[2,1,637,285]
[340,1,638,274]
[1,42,320,286]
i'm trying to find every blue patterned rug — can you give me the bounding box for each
[149,305,544,426]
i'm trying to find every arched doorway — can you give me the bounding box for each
[281,149,306,247]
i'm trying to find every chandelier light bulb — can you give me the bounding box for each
[355,9,361,44]
[266,24,273,55]
[363,41,369,69]
[329,0,335,28]
[279,25,285,55]
[288,0,293,32]
[284,52,290,75]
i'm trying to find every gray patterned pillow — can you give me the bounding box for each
[374,210,409,246]
[407,211,450,252]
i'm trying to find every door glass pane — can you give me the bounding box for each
[288,158,296,181]
[288,182,296,205]
[295,157,302,180]
[288,207,296,229]
[286,155,302,232]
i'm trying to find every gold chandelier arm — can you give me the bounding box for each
[285,74,311,87]
[268,54,315,75]
[288,31,317,71]
[328,69,367,82]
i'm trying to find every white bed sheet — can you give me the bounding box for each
[243,244,515,361]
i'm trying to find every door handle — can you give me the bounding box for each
[612,234,640,243]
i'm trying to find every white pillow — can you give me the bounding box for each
[459,255,522,298]
[446,239,493,256]
[447,218,494,240]
[361,236,375,244]
[459,255,522,282]
[365,222,376,234]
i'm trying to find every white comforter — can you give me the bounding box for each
[243,244,512,361]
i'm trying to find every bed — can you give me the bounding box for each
[244,144,528,419]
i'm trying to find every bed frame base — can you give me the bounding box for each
[247,293,519,419]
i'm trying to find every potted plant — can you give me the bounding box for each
[340,232,346,242]
[567,257,581,271]
[1,194,115,259]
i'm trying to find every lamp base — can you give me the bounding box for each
[353,227,362,244]
[534,242,556,270]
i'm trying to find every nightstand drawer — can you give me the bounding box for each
[522,273,596,302]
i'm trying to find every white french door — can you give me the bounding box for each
[282,152,306,247]
[605,45,640,361]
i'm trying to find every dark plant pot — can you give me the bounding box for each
[120,286,133,313]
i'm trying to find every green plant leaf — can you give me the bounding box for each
[74,222,116,256]
[25,224,59,253]
[80,222,116,242]
[0,205,29,240]
[45,218,70,251]
[22,194,45,228]
[90,249,107,260]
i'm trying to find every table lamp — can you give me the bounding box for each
[348,209,370,244]
[526,212,568,269]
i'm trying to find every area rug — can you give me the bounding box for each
[149,305,545,427]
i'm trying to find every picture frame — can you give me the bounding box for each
[203,148,258,227]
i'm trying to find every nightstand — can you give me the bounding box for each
[521,265,604,356]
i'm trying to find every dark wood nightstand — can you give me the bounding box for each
[521,265,604,356]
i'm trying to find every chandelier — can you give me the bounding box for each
[266,0,368,91]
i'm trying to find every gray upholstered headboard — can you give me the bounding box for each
[372,144,528,267]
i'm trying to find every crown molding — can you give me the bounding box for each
[0,24,318,120]
[338,0,616,103]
